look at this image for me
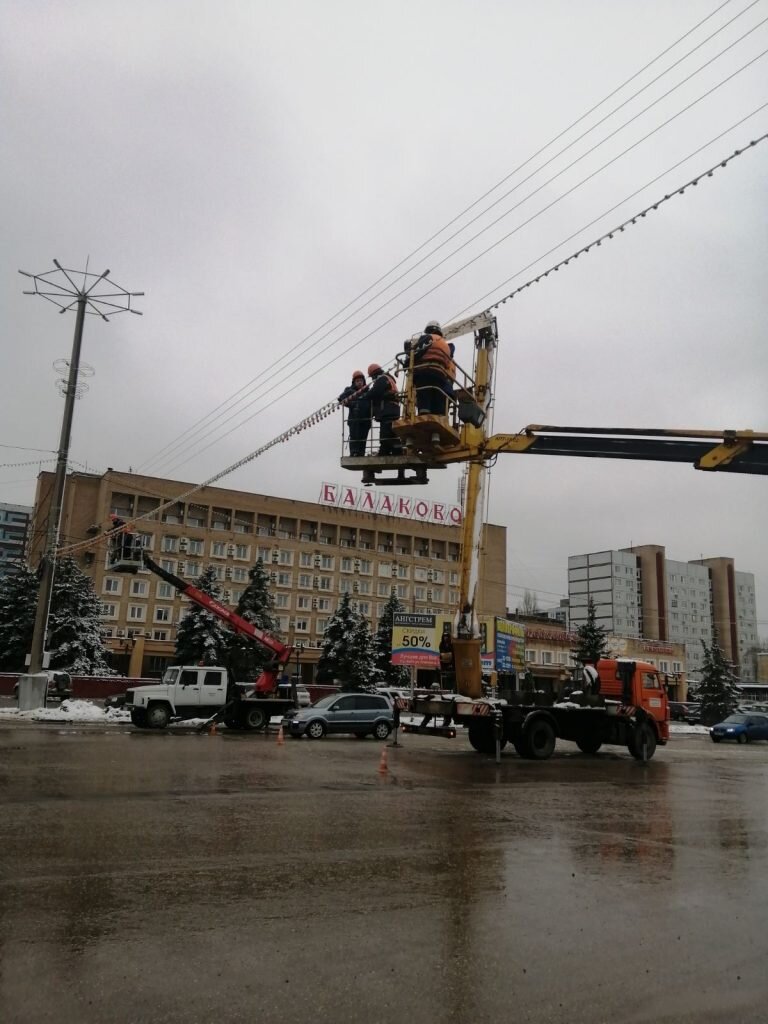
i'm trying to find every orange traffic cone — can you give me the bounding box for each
[276,724,285,746]
[207,721,217,736]
[378,747,388,775]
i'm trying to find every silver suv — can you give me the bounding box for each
[282,692,393,740]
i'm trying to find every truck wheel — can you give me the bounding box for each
[244,706,268,731]
[146,703,170,730]
[522,717,556,760]
[372,721,391,741]
[306,719,326,740]
[576,737,602,755]
[468,721,506,755]
[130,709,148,729]
[629,722,657,761]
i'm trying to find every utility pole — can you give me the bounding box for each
[19,260,142,675]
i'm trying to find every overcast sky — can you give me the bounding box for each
[1,0,766,631]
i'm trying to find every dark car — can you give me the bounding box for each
[710,713,768,744]
[670,701,701,724]
[282,692,393,740]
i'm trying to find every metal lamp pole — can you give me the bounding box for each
[19,260,142,674]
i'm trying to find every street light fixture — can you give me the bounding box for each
[19,260,142,675]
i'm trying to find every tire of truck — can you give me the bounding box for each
[306,719,326,740]
[145,703,171,730]
[521,716,556,761]
[629,722,657,761]
[244,705,268,731]
[130,708,148,729]
[467,721,507,756]
[576,737,602,755]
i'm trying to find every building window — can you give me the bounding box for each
[396,585,409,600]
[541,651,553,665]
[154,606,172,623]
[298,574,312,589]
[235,544,249,560]
[320,554,334,570]
[161,536,177,553]
[128,605,146,622]
[316,618,329,633]
[100,602,117,619]
[297,595,311,610]
[137,532,153,550]
[160,559,175,573]
[211,542,226,558]
[359,560,372,575]
[277,572,292,587]
[339,579,351,594]
[275,593,290,609]
[153,630,169,641]
[358,580,371,595]
[294,618,310,633]
[358,602,371,616]
[319,576,332,591]
[103,578,122,594]
[156,582,173,599]
[340,557,353,573]
[130,579,148,597]
[525,649,536,663]
[378,582,393,597]
[186,562,200,578]
[188,539,204,555]
[414,586,426,601]
[233,567,248,582]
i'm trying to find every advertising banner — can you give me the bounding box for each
[392,613,439,668]
[495,618,526,674]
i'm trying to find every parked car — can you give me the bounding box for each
[710,713,768,744]
[669,701,701,724]
[376,686,410,705]
[282,692,393,740]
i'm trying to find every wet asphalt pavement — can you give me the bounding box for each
[0,720,766,1024]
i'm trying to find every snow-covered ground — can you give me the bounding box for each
[0,699,216,728]
[0,699,132,724]
[669,722,710,735]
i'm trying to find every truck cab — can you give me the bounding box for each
[125,666,228,729]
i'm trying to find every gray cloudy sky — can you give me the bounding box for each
[1,0,766,628]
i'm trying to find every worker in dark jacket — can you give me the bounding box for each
[338,370,371,456]
[413,320,455,415]
[367,364,402,455]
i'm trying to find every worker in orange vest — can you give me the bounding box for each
[412,321,455,415]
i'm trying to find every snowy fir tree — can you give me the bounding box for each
[373,592,410,687]
[47,557,114,675]
[697,637,741,725]
[227,559,281,682]
[0,563,39,672]
[571,597,609,665]
[316,592,377,689]
[175,564,229,666]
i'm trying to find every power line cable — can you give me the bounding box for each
[56,130,767,558]
[137,0,748,474]
[161,99,768,478]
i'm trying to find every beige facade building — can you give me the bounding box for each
[30,470,507,679]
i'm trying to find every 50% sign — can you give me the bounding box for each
[391,614,439,668]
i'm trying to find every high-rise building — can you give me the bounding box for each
[29,470,507,678]
[568,544,759,681]
[0,502,33,574]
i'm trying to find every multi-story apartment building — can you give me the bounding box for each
[568,544,759,681]
[30,470,507,678]
[567,549,641,637]
[0,502,33,574]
